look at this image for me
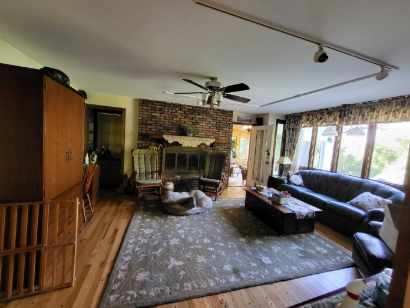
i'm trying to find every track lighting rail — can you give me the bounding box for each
[261,72,379,107]
[194,0,399,70]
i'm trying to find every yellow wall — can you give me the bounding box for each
[232,125,251,168]
[0,39,41,68]
[86,93,139,176]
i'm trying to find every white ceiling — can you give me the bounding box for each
[0,0,409,114]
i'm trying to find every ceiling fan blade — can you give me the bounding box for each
[223,93,250,103]
[221,83,250,93]
[182,78,208,91]
[173,91,206,95]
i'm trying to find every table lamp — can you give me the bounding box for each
[277,156,292,177]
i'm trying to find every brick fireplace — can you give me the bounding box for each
[137,99,233,173]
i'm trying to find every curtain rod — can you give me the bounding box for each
[194,0,399,70]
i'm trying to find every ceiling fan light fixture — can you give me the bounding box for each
[168,77,250,108]
[314,45,329,63]
[214,92,223,106]
[200,92,209,105]
[375,67,389,81]
[207,92,214,107]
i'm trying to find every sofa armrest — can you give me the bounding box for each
[367,208,385,222]
[366,221,383,237]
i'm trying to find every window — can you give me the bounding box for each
[272,121,285,175]
[337,124,369,177]
[313,126,337,171]
[369,122,410,185]
[294,127,313,169]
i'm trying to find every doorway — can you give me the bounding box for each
[272,119,286,176]
[229,124,252,186]
[86,105,125,190]
[246,125,275,187]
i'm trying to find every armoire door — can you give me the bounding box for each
[43,77,68,199]
[43,77,84,199]
[58,84,84,192]
[67,91,85,189]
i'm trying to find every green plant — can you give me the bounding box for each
[178,124,198,136]
[231,138,238,159]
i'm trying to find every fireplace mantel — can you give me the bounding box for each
[163,135,215,147]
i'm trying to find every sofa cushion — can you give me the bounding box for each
[348,192,392,212]
[289,174,304,186]
[353,232,393,272]
[281,183,313,196]
[324,200,366,223]
[282,184,366,222]
[282,183,367,235]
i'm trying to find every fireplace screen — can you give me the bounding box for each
[162,147,219,178]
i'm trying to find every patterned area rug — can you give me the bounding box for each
[100,199,353,308]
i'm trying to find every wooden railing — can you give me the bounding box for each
[0,198,79,301]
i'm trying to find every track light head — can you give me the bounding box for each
[314,45,329,63]
[375,67,389,81]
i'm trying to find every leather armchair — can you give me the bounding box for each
[352,221,393,277]
[366,208,385,222]
[366,221,383,236]
[359,208,385,233]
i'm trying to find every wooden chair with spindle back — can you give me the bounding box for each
[82,164,98,222]
[132,147,162,199]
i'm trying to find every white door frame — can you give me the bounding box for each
[247,125,275,187]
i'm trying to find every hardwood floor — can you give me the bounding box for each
[1,197,135,308]
[1,188,359,308]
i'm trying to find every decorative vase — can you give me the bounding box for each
[337,278,366,308]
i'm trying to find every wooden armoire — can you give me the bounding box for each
[0,63,84,301]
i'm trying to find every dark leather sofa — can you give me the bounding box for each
[280,170,405,236]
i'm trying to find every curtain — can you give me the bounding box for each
[342,96,410,125]
[284,114,302,163]
[300,108,342,127]
[283,94,410,174]
[289,95,410,128]
[290,132,303,174]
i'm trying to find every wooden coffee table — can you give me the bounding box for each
[244,188,322,235]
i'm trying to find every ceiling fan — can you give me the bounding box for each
[168,77,251,108]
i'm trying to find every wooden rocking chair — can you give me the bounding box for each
[132,147,162,199]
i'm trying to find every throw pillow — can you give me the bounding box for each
[348,192,392,212]
[289,174,304,186]
[379,204,399,252]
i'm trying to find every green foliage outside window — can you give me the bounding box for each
[338,150,362,176]
[370,145,399,177]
